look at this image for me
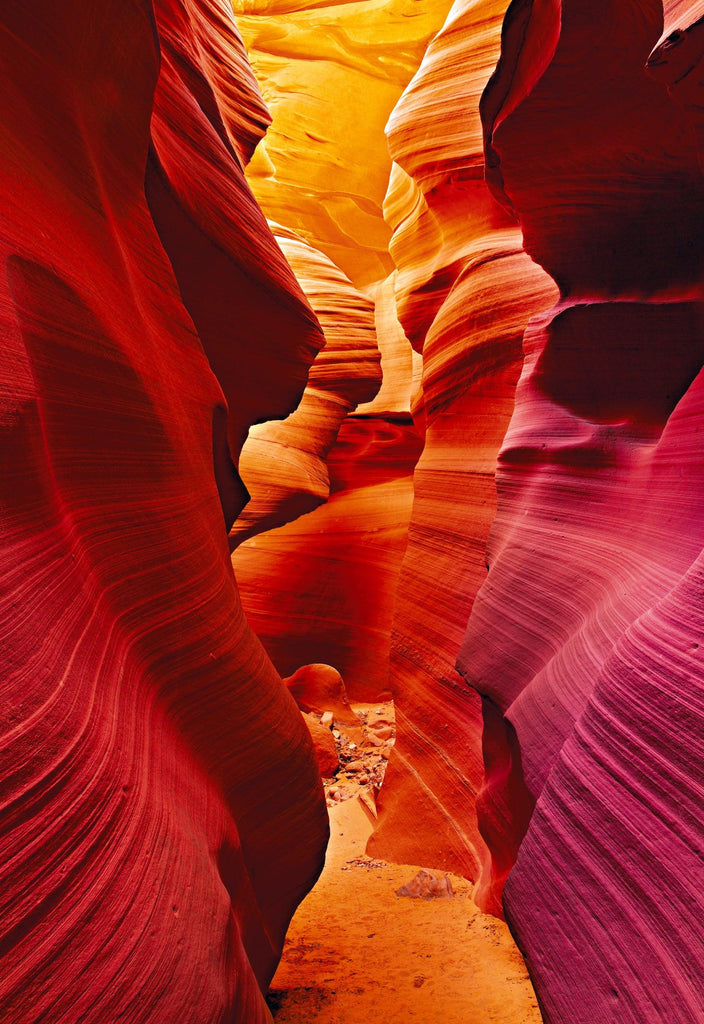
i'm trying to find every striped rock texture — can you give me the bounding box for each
[6,0,704,1021]
[228,0,444,700]
[233,416,424,701]
[229,225,420,703]
[456,0,704,1019]
[229,249,422,704]
[0,2,328,1022]
[366,0,557,897]
[230,225,382,547]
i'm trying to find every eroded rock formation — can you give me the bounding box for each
[234,415,424,700]
[456,0,704,1019]
[4,0,704,1021]
[0,2,327,1021]
[230,225,381,546]
[367,0,557,896]
[232,0,456,286]
[229,0,449,700]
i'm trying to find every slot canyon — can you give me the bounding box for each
[1,0,703,1021]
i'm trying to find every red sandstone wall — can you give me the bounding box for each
[0,3,327,1021]
[4,1,704,1022]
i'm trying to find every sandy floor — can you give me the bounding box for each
[267,796,543,1023]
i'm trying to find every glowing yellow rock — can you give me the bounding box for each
[232,0,455,286]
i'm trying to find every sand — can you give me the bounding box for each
[267,796,543,1023]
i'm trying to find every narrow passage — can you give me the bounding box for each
[268,706,542,1023]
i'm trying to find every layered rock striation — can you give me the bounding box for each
[234,415,424,700]
[456,0,704,1019]
[6,1,704,1022]
[230,225,382,547]
[232,0,456,286]
[229,0,450,700]
[0,3,327,1021]
[367,0,557,893]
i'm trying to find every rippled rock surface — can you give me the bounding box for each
[232,0,455,286]
[0,3,327,1021]
[367,0,557,898]
[458,1,704,1019]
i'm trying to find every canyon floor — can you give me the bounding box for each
[267,707,543,1023]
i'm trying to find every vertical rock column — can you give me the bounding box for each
[367,0,557,896]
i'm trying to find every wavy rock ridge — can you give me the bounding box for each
[366,0,558,893]
[230,0,448,699]
[456,1,704,1020]
[0,2,327,1022]
[4,0,704,1022]
[232,0,456,286]
[228,1,704,1020]
[230,224,382,547]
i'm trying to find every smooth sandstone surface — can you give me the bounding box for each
[225,0,449,707]
[149,0,324,464]
[233,416,424,702]
[0,2,327,1021]
[5,0,704,1022]
[232,0,455,285]
[230,224,381,546]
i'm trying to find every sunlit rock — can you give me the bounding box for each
[230,225,381,546]
[232,0,455,285]
[367,0,557,897]
[234,416,423,700]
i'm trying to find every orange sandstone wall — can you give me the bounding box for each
[234,416,423,700]
[6,2,704,1022]
[230,225,419,701]
[367,0,557,899]
[230,225,382,546]
[229,0,452,700]
[232,0,456,286]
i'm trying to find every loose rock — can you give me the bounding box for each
[396,870,454,900]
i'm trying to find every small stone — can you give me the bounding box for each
[320,711,334,728]
[357,774,369,785]
[369,724,393,741]
[413,976,426,988]
[332,729,341,740]
[396,870,454,900]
